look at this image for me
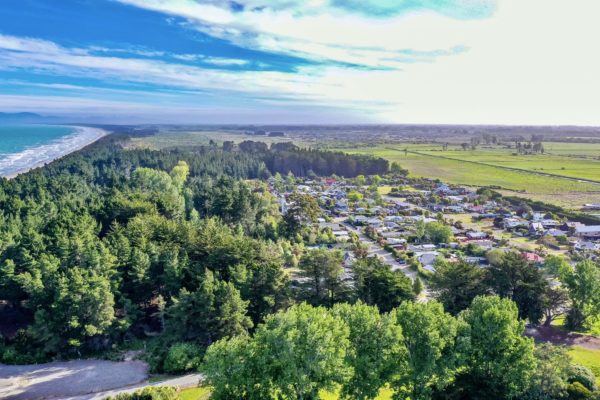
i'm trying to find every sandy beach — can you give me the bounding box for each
[0,126,108,179]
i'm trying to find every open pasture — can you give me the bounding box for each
[339,144,600,209]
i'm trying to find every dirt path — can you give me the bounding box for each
[0,359,148,400]
[525,325,600,350]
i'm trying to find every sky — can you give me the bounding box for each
[0,0,599,124]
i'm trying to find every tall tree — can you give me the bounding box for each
[333,302,405,400]
[352,257,414,312]
[391,301,462,400]
[204,303,351,400]
[560,260,600,329]
[283,192,320,236]
[430,260,489,315]
[165,271,252,346]
[298,248,350,307]
[30,267,116,354]
[455,296,536,400]
[487,252,548,323]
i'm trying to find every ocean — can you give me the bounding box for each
[0,124,106,178]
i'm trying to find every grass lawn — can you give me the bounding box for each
[180,386,212,400]
[568,347,600,385]
[378,185,393,195]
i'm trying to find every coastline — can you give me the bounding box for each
[1,126,108,179]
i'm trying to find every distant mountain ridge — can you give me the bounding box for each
[0,112,63,124]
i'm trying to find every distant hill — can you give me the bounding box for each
[0,112,63,124]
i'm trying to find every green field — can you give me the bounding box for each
[338,144,600,209]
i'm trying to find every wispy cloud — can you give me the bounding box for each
[0,34,401,114]
[115,0,480,69]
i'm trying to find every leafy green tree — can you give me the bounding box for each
[230,242,291,324]
[333,302,405,400]
[542,285,570,327]
[543,255,570,276]
[132,167,184,218]
[560,260,600,329]
[202,335,262,400]
[163,342,202,374]
[283,192,320,236]
[30,267,115,354]
[524,344,571,400]
[456,296,536,400]
[390,162,407,176]
[430,260,488,315]
[424,222,454,244]
[169,160,189,190]
[413,277,424,296]
[203,303,351,400]
[391,301,462,400]
[298,248,351,307]
[348,190,364,202]
[352,257,414,312]
[568,365,597,392]
[165,271,252,345]
[487,251,548,323]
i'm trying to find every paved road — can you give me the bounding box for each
[334,217,430,300]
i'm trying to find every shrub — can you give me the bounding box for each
[109,386,180,400]
[163,342,202,374]
[566,382,594,400]
[568,365,597,392]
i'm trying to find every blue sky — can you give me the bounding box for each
[0,0,599,124]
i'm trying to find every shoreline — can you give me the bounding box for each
[1,126,108,179]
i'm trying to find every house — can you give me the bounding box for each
[540,219,560,228]
[444,205,464,213]
[353,215,368,224]
[575,225,600,240]
[464,256,488,265]
[583,203,600,210]
[545,228,566,237]
[381,231,403,239]
[504,217,528,229]
[384,215,404,223]
[417,251,440,270]
[523,252,545,265]
[367,218,383,227]
[410,244,437,252]
[387,238,407,246]
[466,231,488,240]
[574,241,600,252]
[561,221,584,232]
[529,222,545,236]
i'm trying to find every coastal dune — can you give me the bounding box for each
[0,126,108,179]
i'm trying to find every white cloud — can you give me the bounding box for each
[106,0,600,124]
[3,0,600,124]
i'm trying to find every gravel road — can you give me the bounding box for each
[0,359,148,400]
